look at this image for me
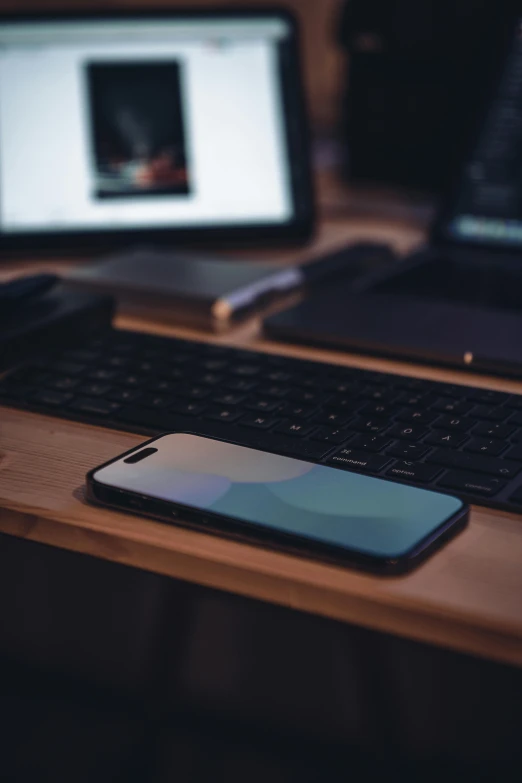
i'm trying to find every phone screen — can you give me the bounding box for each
[93,434,464,559]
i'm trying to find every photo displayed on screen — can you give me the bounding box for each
[85,60,190,199]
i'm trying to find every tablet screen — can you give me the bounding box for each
[0,13,311,245]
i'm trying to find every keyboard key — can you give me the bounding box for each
[313,410,351,426]
[386,461,441,483]
[118,373,145,387]
[103,355,132,369]
[279,404,316,420]
[323,380,358,394]
[426,448,521,478]
[47,375,81,391]
[231,364,261,377]
[245,398,280,413]
[266,371,292,383]
[463,438,507,456]
[239,415,278,430]
[358,402,398,418]
[349,434,392,453]
[257,385,289,399]
[133,361,162,376]
[328,449,392,473]
[225,378,259,393]
[395,392,437,407]
[87,368,120,382]
[204,407,244,423]
[169,401,207,416]
[397,409,439,425]
[77,382,112,397]
[469,405,509,422]
[504,444,522,462]
[388,423,428,441]
[351,417,389,434]
[327,396,362,413]
[438,471,505,497]
[287,388,322,404]
[472,422,515,439]
[505,396,522,410]
[359,387,397,404]
[212,392,246,406]
[69,397,121,417]
[466,389,509,405]
[168,353,192,365]
[436,415,474,432]
[177,385,212,400]
[31,389,74,407]
[274,421,314,437]
[197,373,224,386]
[386,442,430,460]
[309,426,351,444]
[201,359,229,371]
[433,398,473,415]
[164,367,187,382]
[107,388,142,404]
[424,430,468,448]
[152,380,179,394]
[140,394,173,409]
[431,383,464,398]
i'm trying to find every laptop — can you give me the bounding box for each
[266,11,522,378]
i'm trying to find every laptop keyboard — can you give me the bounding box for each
[3,327,522,513]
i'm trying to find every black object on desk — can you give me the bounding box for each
[267,8,522,379]
[0,273,58,308]
[0,280,114,371]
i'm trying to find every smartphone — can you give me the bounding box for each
[86,433,468,575]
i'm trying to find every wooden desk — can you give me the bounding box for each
[1,205,522,671]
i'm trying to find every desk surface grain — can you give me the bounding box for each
[1,213,522,669]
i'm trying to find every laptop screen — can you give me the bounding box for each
[443,17,522,249]
[0,14,302,239]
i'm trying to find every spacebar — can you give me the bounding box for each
[116,405,332,461]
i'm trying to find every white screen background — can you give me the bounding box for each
[0,20,293,232]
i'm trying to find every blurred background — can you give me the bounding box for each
[2,3,522,783]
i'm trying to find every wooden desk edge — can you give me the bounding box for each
[0,498,521,670]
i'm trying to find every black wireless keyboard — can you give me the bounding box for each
[3,327,522,513]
